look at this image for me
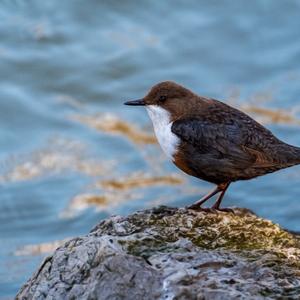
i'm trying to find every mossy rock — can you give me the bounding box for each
[17,207,300,299]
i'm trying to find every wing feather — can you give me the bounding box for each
[171,117,274,169]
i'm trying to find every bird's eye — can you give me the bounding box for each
[159,95,167,102]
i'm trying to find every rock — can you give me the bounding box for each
[17,206,300,299]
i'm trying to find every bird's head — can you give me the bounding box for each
[124,81,196,121]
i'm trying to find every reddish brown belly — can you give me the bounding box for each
[173,152,197,177]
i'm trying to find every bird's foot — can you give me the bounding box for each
[212,207,235,214]
[187,205,218,213]
[187,204,204,210]
[187,205,235,214]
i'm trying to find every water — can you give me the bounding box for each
[1,0,300,297]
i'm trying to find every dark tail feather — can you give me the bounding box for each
[278,144,300,166]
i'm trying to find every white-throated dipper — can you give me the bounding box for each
[124,81,300,211]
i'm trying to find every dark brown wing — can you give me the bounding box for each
[171,100,299,182]
[171,118,267,169]
[206,100,300,167]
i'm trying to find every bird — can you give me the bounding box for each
[124,81,300,211]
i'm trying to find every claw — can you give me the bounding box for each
[187,205,235,214]
[186,206,218,214]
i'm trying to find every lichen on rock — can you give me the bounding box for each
[17,207,300,299]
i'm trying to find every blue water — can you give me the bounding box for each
[1,1,300,298]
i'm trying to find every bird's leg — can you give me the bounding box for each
[188,185,222,209]
[212,182,233,212]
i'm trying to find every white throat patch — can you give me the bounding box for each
[146,105,180,160]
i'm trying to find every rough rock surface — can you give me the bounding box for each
[17,206,300,299]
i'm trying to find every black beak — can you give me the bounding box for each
[124,99,145,106]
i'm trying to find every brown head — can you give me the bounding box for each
[124,81,205,120]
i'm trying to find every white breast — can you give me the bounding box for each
[146,105,180,160]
